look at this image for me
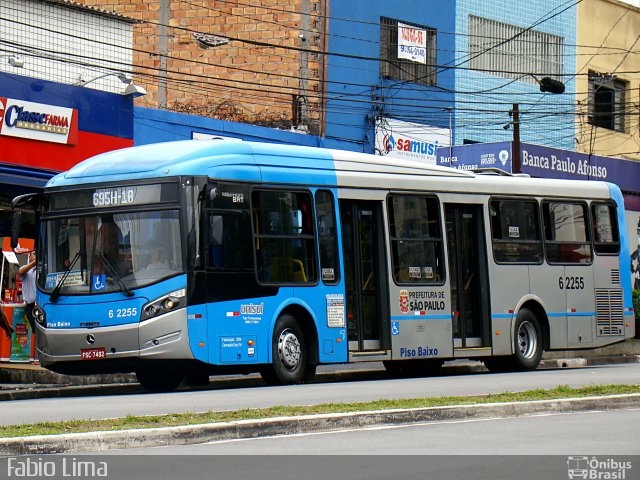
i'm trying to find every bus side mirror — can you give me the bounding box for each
[10,212,22,249]
[210,215,223,247]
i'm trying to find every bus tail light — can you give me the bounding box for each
[141,289,186,321]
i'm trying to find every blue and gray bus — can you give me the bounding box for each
[12,140,635,391]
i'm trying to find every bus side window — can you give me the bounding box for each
[490,199,542,264]
[207,212,253,270]
[543,201,592,264]
[253,189,316,284]
[388,194,443,284]
[315,190,340,284]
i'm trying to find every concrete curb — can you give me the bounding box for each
[1,393,639,455]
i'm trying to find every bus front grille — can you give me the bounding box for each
[595,288,624,336]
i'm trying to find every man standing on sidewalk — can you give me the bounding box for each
[18,251,37,334]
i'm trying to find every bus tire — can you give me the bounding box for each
[512,308,543,371]
[136,368,184,393]
[260,314,309,385]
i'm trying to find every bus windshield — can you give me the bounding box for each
[39,210,183,295]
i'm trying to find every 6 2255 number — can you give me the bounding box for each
[108,308,138,319]
[559,276,584,290]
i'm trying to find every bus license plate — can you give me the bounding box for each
[80,347,106,360]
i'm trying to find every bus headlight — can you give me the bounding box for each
[33,303,46,326]
[141,289,186,321]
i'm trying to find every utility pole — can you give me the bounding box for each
[509,77,564,174]
[511,103,520,173]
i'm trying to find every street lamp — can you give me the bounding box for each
[511,76,566,173]
[537,76,565,95]
[0,55,25,68]
[77,72,147,97]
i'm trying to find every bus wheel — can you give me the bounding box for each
[512,308,543,371]
[136,368,184,393]
[260,314,309,385]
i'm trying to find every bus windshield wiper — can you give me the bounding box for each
[50,251,81,303]
[98,252,134,297]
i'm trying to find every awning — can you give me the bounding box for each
[0,163,57,188]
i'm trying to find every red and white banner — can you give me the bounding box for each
[398,23,427,64]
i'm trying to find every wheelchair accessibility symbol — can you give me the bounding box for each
[93,274,107,291]
[392,321,400,336]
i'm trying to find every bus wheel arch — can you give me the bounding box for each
[485,301,548,373]
[260,305,317,385]
[519,300,550,351]
[511,305,545,370]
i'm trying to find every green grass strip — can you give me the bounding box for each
[2,384,638,439]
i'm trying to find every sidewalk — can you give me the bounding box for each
[0,339,638,401]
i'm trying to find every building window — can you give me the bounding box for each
[588,73,627,133]
[380,17,437,86]
[468,15,564,84]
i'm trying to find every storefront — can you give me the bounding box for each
[1,70,134,214]
[0,72,135,360]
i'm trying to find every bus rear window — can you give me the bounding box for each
[592,203,619,254]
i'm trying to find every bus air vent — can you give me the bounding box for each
[595,288,624,336]
[610,269,620,285]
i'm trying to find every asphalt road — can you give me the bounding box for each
[2,363,639,426]
[94,407,640,455]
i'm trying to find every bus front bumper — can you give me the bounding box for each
[36,308,194,371]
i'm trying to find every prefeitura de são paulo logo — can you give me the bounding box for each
[399,289,409,313]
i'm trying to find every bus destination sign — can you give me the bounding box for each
[48,183,178,211]
[93,186,136,208]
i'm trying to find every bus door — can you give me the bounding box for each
[445,204,491,349]
[340,200,389,352]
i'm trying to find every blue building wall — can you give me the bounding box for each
[454,1,576,149]
[135,2,576,155]
[134,107,356,151]
[325,1,457,153]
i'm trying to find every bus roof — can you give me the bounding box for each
[47,140,613,200]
